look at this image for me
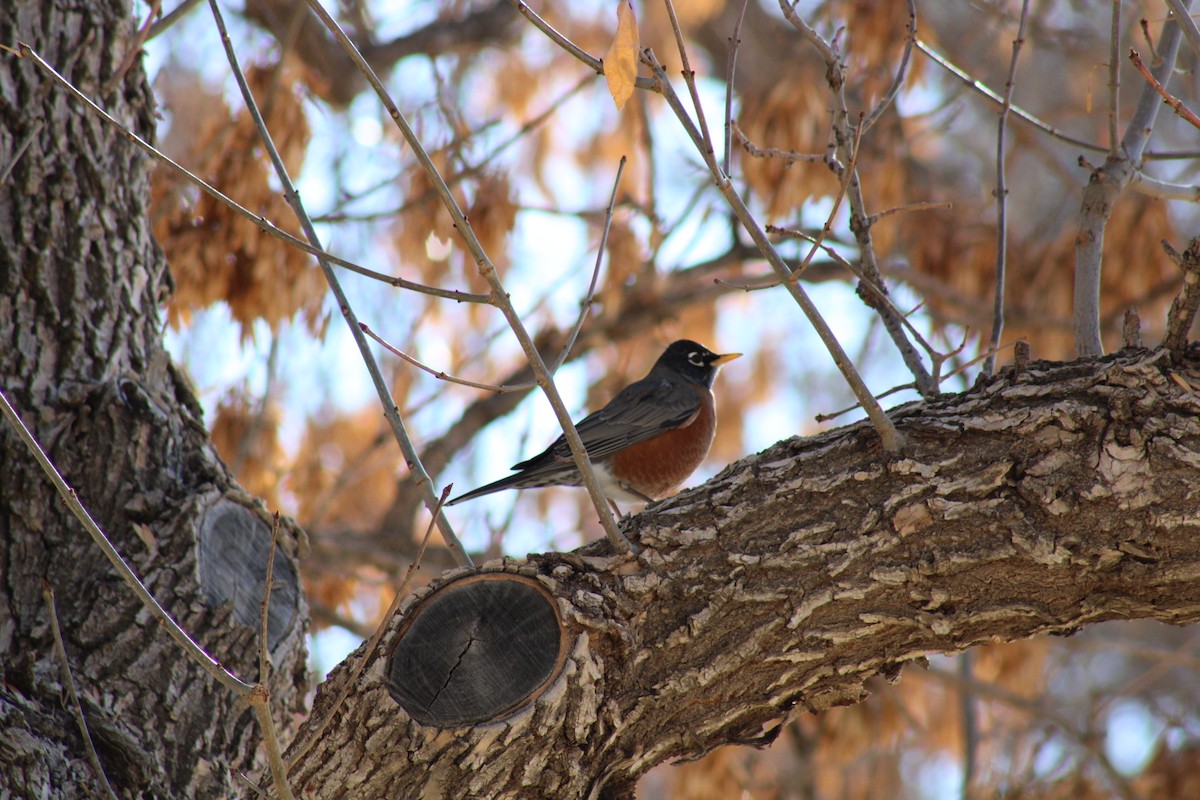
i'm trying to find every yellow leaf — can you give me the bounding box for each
[604,0,639,111]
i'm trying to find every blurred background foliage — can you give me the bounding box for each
[143,1,1200,797]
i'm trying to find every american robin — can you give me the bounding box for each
[448,340,741,507]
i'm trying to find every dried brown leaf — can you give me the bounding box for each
[604,0,640,112]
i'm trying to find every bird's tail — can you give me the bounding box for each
[445,473,534,506]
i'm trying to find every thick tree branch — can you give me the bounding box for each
[287,347,1200,798]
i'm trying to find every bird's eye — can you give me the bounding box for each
[688,351,705,366]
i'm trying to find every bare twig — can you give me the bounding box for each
[287,487,450,770]
[0,388,253,696]
[305,0,633,553]
[43,582,120,800]
[862,0,918,134]
[14,43,487,304]
[641,47,905,451]
[1129,47,1200,130]
[206,0,475,566]
[1107,1,1121,155]
[260,513,280,683]
[722,0,751,176]
[868,200,952,226]
[105,0,161,95]
[779,0,936,398]
[1122,307,1143,348]
[731,120,824,165]
[663,0,715,160]
[915,38,1108,155]
[148,0,204,40]
[253,511,294,800]
[982,0,1030,378]
[362,323,533,393]
[550,156,628,373]
[1074,6,1189,356]
[507,0,653,92]
[765,225,944,362]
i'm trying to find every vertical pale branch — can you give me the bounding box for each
[204,0,476,566]
[303,0,633,553]
[1073,2,1189,356]
[982,0,1031,378]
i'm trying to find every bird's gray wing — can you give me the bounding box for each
[514,376,700,470]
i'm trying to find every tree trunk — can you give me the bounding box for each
[0,2,308,798]
[286,347,1200,799]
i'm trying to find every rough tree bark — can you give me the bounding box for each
[287,348,1200,799]
[5,3,1200,800]
[0,2,308,798]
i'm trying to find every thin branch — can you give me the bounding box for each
[1129,47,1200,130]
[983,0,1031,378]
[641,47,905,451]
[722,0,751,176]
[507,0,654,92]
[43,582,120,800]
[549,156,628,374]
[305,0,633,553]
[206,0,475,567]
[104,0,161,95]
[0,388,254,696]
[1108,1,1121,155]
[764,225,944,363]
[728,128,861,294]
[1129,170,1200,201]
[319,75,592,225]
[13,43,488,304]
[253,512,294,800]
[862,0,918,134]
[287,487,449,770]
[779,0,936,397]
[915,38,1109,154]
[731,120,824,165]
[868,200,952,225]
[662,0,715,161]
[148,0,203,40]
[362,323,532,393]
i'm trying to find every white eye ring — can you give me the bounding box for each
[688,352,705,366]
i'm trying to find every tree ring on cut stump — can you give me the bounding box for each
[386,573,568,727]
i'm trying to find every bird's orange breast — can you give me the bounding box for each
[608,390,717,499]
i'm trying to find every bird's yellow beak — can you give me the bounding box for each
[712,352,742,366]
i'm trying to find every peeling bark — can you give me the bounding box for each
[287,347,1200,799]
